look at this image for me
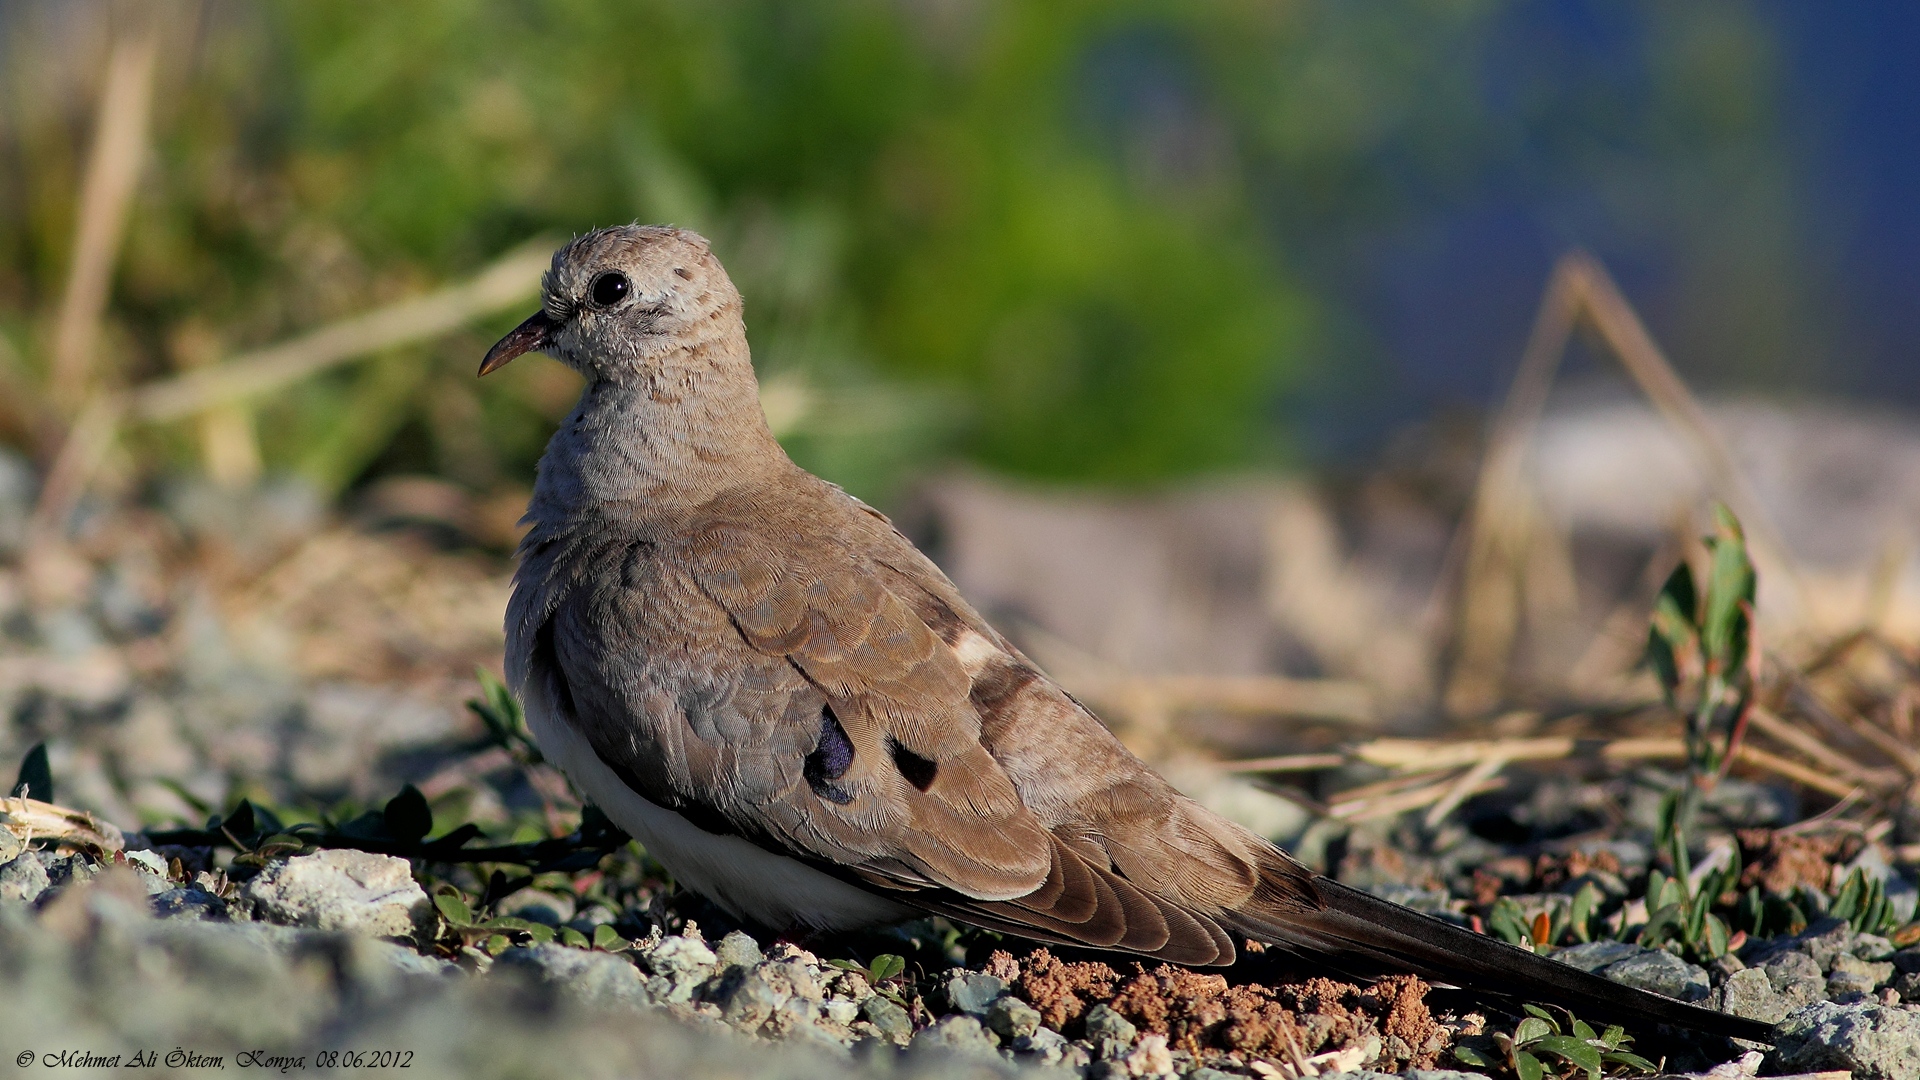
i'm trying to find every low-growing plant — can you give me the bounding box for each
[1452,1005,1657,1080]
[1633,855,1739,962]
[826,953,907,985]
[1644,505,1758,862]
[1486,881,1607,951]
[469,668,544,765]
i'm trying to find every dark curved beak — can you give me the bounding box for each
[478,310,556,376]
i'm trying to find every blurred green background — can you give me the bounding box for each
[1,0,1912,509]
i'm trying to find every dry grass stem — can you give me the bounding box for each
[0,796,126,854]
[1446,250,1808,716]
[49,11,160,412]
[131,239,553,423]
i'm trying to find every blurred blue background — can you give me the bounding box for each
[2,0,1916,500]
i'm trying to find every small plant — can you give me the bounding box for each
[469,668,544,764]
[432,883,579,954]
[827,953,910,1007]
[1827,866,1905,937]
[1633,856,1739,962]
[1644,504,1758,858]
[1486,882,1607,950]
[1452,1005,1657,1080]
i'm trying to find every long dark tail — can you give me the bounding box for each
[1224,867,1773,1044]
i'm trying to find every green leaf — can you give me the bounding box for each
[559,927,589,948]
[1451,1044,1497,1069]
[1514,1049,1545,1080]
[1599,1025,1627,1050]
[1514,1016,1553,1045]
[434,888,474,927]
[1570,882,1601,944]
[1489,897,1532,945]
[867,954,906,982]
[1701,505,1752,668]
[383,784,433,845]
[224,800,258,843]
[1571,1019,1597,1043]
[1638,903,1682,949]
[1832,868,1863,921]
[1602,1050,1658,1074]
[1530,1035,1602,1079]
[484,934,511,955]
[593,924,627,951]
[10,743,52,802]
[1703,912,1730,960]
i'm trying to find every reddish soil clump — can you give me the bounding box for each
[998,949,1450,1070]
[1737,829,1862,895]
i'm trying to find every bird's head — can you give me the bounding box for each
[479,225,742,380]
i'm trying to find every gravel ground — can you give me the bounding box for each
[5,459,1920,1078]
[2,843,1919,1078]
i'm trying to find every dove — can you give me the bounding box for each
[479,224,1770,1043]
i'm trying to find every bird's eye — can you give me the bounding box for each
[589,271,631,307]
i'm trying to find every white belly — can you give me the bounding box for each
[521,692,916,932]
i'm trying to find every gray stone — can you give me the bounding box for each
[941,971,1006,1016]
[1853,933,1897,962]
[0,852,50,904]
[241,850,430,939]
[492,943,653,1012]
[1769,1001,1920,1080]
[1707,953,1747,979]
[1831,954,1897,999]
[986,995,1041,1040]
[644,933,718,994]
[1710,968,1789,1025]
[1601,949,1710,1002]
[1550,939,1646,973]
[151,887,227,920]
[762,960,822,1003]
[1185,1070,1239,1080]
[1014,1025,1073,1062]
[713,930,762,971]
[721,971,784,1030]
[909,1014,998,1058]
[1762,949,1829,1008]
[1894,947,1920,974]
[823,998,860,1027]
[1800,919,1856,971]
[860,994,914,1045]
[1084,1003,1138,1044]
[1891,971,1920,1004]
[45,853,102,890]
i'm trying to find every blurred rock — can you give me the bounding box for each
[242,850,431,939]
[0,851,49,904]
[1768,1000,1920,1080]
[910,1014,1000,1059]
[492,943,653,1012]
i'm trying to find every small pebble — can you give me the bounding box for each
[987,994,1041,1040]
[713,929,762,971]
[942,971,1005,1016]
[860,994,913,1045]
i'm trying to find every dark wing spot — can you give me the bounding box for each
[673,266,692,280]
[803,705,856,805]
[890,738,938,792]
